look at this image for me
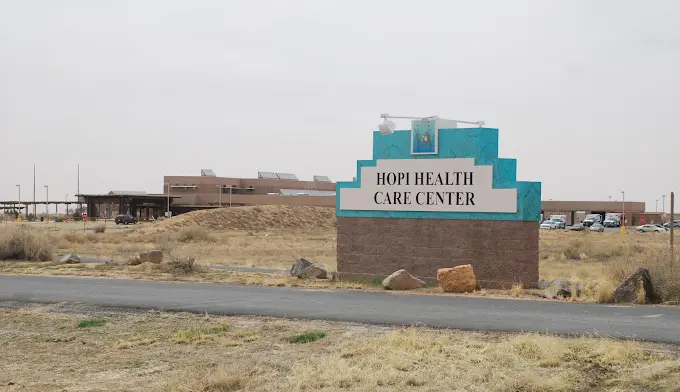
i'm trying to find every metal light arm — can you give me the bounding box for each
[380,113,485,127]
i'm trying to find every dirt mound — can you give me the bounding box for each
[129,205,336,238]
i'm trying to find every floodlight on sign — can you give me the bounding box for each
[378,112,485,135]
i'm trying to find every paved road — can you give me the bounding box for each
[1,275,679,344]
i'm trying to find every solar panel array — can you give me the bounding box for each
[108,190,148,195]
[258,172,299,180]
[279,189,336,197]
[201,169,216,177]
[313,175,331,182]
[258,171,279,179]
[276,173,298,180]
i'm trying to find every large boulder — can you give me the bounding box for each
[437,265,476,293]
[60,253,81,264]
[542,279,580,299]
[382,269,425,290]
[139,250,163,264]
[290,258,327,279]
[614,268,659,304]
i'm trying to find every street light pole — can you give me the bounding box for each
[15,185,20,219]
[165,183,170,218]
[44,185,49,221]
[662,194,667,221]
[621,190,626,232]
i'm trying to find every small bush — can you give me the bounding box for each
[596,281,616,303]
[63,231,86,243]
[77,318,107,328]
[162,256,201,275]
[510,283,525,297]
[93,224,106,234]
[0,226,54,261]
[175,225,212,242]
[290,331,327,344]
[54,216,64,223]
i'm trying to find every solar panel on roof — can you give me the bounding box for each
[201,169,216,177]
[279,189,336,197]
[313,175,331,182]
[258,172,279,179]
[276,173,298,180]
[108,190,148,195]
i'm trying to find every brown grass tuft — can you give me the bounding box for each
[93,224,107,234]
[596,281,616,303]
[0,226,54,261]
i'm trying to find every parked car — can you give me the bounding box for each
[654,224,668,231]
[540,220,555,229]
[582,214,602,227]
[636,224,664,233]
[589,223,605,232]
[602,217,620,227]
[569,223,585,231]
[115,214,138,225]
[663,220,680,228]
[551,219,566,229]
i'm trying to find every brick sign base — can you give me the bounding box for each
[337,217,538,289]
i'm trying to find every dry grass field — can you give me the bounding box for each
[1,302,679,392]
[1,205,679,303]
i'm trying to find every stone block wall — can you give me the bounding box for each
[337,217,539,289]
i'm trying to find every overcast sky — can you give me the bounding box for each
[1,0,678,212]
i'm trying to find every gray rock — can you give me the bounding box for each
[290,258,314,276]
[537,280,550,290]
[542,279,580,299]
[298,264,328,279]
[382,269,425,290]
[614,268,659,304]
[139,250,163,264]
[60,253,81,264]
[290,258,327,279]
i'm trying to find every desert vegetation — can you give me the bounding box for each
[1,303,678,392]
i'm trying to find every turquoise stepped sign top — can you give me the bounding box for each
[336,120,541,221]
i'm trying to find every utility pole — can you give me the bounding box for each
[77,164,81,213]
[671,192,675,269]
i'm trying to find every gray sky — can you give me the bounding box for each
[1,0,678,212]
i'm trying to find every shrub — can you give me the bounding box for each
[595,281,616,303]
[54,216,64,223]
[175,225,212,242]
[0,226,54,261]
[63,231,86,243]
[93,224,106,234]
[162,256,201,275]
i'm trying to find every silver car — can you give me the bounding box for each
[589,223,604,232]
[636,224,665,233]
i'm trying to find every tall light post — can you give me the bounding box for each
[662,194,667,221]
[621,190,626,232]
[216,185,223,207]
[165,183,170,218]
[15,185,20,219]
[44,185,49,221]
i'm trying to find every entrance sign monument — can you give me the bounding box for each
[336,117,542,288]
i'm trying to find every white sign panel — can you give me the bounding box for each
[339,158,517,213]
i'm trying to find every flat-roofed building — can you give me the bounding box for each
[164,170,336,214]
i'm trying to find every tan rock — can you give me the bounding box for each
[437,265,477,293]
[382,269,425,290]
[126,255,142,266]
